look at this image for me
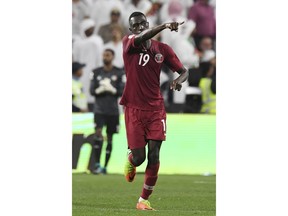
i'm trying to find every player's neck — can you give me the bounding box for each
[104,64,113,71]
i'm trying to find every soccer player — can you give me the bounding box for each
[120,11,188,210]
[90,48,125,174]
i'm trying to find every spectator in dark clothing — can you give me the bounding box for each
[188,0,216,50]
[98,8,126,44]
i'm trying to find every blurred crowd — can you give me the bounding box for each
[72,0,216,114]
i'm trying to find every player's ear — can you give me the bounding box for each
[129,27,132,32]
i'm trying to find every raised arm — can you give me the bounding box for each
[134,21,185,46]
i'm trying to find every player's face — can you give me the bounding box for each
[129,15,149,35]
[103,51,114,65]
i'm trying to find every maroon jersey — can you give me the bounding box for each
[120,34,183,111]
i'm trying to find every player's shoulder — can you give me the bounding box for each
[123,34,134,42]
[113,66,121,71]
[92,67,104,74]
[122,35,129,45]
[152,39,172,51]
[156,40,169,48]
[127,34,135,39]
[113,66,125,74]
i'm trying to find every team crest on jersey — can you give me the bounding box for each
[111,75,117,81]
[154,53,164,63]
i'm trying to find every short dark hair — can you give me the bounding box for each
[128,11,146,22]
[104,48,115,56]
[72,62,86,74]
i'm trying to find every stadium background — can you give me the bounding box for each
[72,113,216,175]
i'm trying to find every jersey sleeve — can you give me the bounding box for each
[163,44,183,72]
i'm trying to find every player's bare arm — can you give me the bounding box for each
[134,21,184,46]
[130,13,185,47]
[170,67,188,91]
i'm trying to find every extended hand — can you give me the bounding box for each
[165,21,185,32]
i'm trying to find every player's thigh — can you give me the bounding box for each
[106,115,120,134]
[94,113,106,130]
[124,107,146,149]
[146,109,167,141]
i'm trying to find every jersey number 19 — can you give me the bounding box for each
[138,53,150,66]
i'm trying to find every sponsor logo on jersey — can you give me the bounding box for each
[154,53,164,63]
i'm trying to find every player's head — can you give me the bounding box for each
[128,11,149,35]
[72,62,85,77]
[103,49,115,66]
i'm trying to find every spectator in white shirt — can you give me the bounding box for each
[73,19,104,109]
[90,0,125,33]
[103,24,124,69]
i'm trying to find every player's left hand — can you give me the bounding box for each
[170,80,182,91]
